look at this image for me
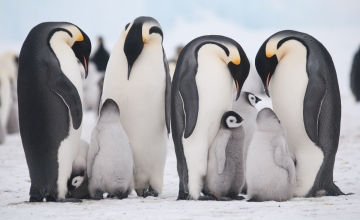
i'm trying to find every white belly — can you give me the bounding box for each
[269,47,324,197]
[51,42,84,199]
[182,45,234,198]
[102,43,167,190]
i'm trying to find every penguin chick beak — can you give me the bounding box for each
[255,96,262,103]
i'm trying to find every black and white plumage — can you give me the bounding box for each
[255,30,345,197]
[246,108,296,202]
[232,91,261,194]
[100,16,170,197]
[18,22,91,202]
[203,111,245,201]
[171,35,250,200]
[350,46,360,101]
[67,139,90,199]
[87,99,134,200]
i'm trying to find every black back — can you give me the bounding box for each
[350,47,360,101]
[18,22,85,200]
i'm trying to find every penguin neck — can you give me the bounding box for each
[276,40,306,62]
[198,44,228,66]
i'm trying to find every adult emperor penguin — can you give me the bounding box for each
[18,22,91,202]
[255,30,345,197]
[171,35,250,200]
[100,16,170,197]
[350,46,360,101]
[232,91,261,194]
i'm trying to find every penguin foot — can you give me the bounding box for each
[232,196,245,201]
[177,190,190,200]
[107,194,115,198]
[307,183,347,197]
[46,195,56,202]
[29,196,44,202]
[93,190,104,200]
[143,190,159,198]
[114,191,128,200]
[57,198,82,203]
[247,196,261,202]
[197,195,217,201]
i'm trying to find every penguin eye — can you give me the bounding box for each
[75,180,77,184]
[230,120,234,123]
[251,97,254,100]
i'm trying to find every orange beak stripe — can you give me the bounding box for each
[266,73,270,90]
[83,56,88,72]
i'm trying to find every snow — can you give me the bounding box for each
[1,17,360,219]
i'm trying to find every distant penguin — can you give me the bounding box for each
[18,22,91,202]
[168,45,184,80]
[246,108,296,202]
[232,91,261,194]
[87,99,134,200]
[90,37,110,73]
[171,35,250,200]
[203,111,246,201]
[0,52,19,134]
[255,30,345,197]
[100,16,170,197]
[82,62,102,111]
[350,46,360,101]
[67,139,90,199]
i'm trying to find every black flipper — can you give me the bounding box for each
[163,47,171,134]
[46,62,83,130]
[179,60,199,139]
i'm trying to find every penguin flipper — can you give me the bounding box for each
[213,131,231,174]
[46,63,82,129]
[273,138,296,185]
[303,54,327,144]
[179,62,199,138]
[163,47,171,134]
[87,129,100,179]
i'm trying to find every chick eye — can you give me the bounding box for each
[75,180,77,183]
[230,120,234,122]
[251,97,254,100]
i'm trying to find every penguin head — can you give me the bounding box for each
[256,108,285,134]
[222,111,243,129]
[255,31,307,97]
[67,171,85,191]
[218,42,250,101]
[245,91,261,107]
[49,24,92,78]
[123,16,163,80]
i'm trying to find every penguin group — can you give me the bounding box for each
[17,17,348,203]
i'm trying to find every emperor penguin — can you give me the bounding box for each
[203,111,246,201]
[67,139,90,199]
[232,91,261,194]
[18,22,91,202]
[246,108,296,202]
[171,35,250,200]
[0,52,19,134]
[87,99,134,200]
[255,30,345,197]
[100,16,170,197]
[350,46,360,101]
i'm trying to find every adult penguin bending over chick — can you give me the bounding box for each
[18,22,91,202]
[100,16,171,197]
[171,35,250,200]
[255,30,345,197]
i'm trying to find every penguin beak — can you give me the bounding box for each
[228,59,250,101]
[72,34,91,79]
[265,73,271,97]
[255,96,262,103]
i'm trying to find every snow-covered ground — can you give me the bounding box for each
[1,21,360,219]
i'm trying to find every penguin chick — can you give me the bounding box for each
[67,139,90,199]
[87,99,134,200]
[232,91,261,194]
[246,108,296,202]
[203,111,246,201]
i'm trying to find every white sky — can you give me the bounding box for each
[0,0,360,44]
